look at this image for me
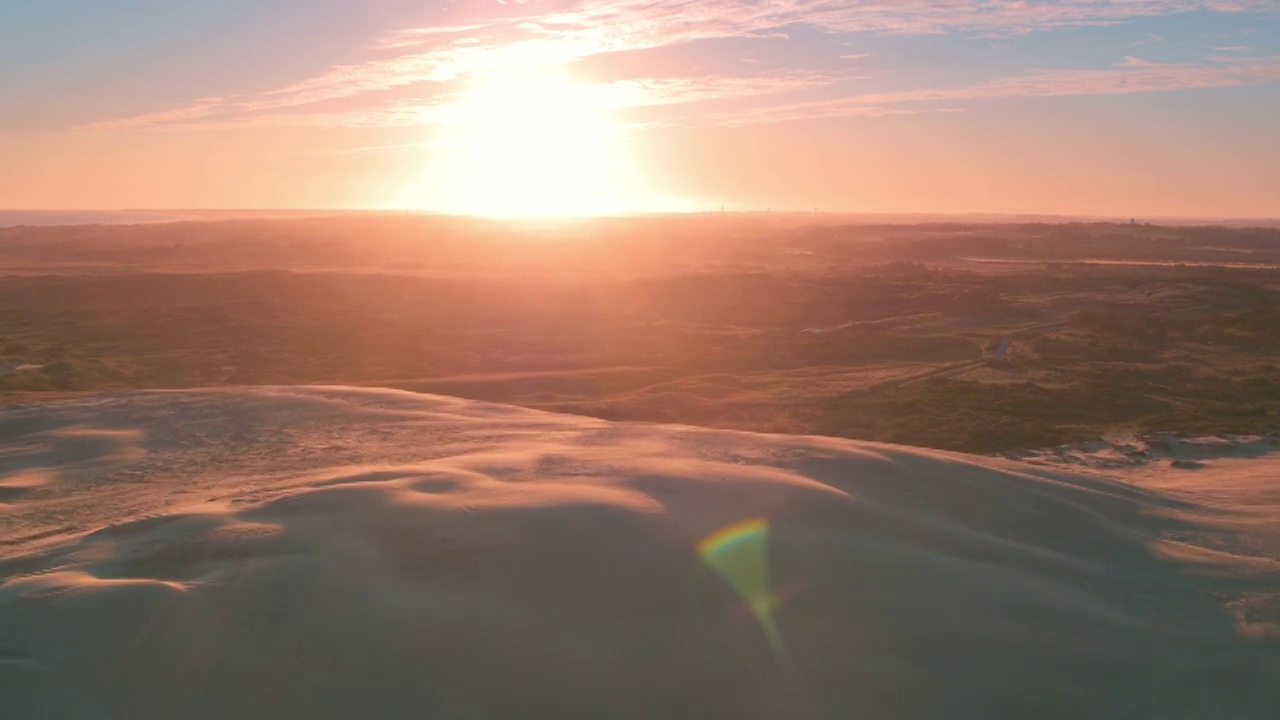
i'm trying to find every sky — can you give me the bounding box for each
[2,0,1279,217]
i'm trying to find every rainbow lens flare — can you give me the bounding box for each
[698,517,788,666]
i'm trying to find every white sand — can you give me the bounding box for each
[0,387,1276,718]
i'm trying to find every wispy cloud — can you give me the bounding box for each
[93,72,840,131]
[718,54,1280,125]
[83,96,230,132]
[369,24,492,51]
[855,55,1280,105]
[78,0,1280,132]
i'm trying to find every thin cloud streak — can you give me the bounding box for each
[856,55,1280,105]
[720,55,1280,125]
[85,72,841,131]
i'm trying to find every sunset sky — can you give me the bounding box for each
[3,1,1279,217]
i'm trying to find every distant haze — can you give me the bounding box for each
[0,210,344,228]
[0,211,196,228]
[3,211,1278,231]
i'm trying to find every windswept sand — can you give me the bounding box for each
[0,387,1277,718]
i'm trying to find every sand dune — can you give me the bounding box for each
[1,387,1277,718]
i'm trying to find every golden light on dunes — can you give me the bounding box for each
[415,67,648,218]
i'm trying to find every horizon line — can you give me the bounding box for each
[4,207,1280,223]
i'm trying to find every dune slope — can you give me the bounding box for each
[0,387,1277,719]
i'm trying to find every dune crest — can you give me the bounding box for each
[1,387,1277,719]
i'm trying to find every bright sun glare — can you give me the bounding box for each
[408,68,651,218]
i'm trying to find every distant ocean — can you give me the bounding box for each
[0,210,196,227]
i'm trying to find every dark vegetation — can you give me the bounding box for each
[2,215,1279,452]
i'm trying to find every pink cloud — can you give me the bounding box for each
[79,97,228,132]
[94,72,840,131]
[855,55,1280,105]
[77,1,1279,132]
[713,55,1280,125]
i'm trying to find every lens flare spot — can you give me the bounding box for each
[698,517,789,666]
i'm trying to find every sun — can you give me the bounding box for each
[412,68,644,218]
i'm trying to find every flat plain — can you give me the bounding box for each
[3,214,1278,452]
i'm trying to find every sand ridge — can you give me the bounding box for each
[0,386,1277,718]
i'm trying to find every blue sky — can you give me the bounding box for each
[2,1,1278,215]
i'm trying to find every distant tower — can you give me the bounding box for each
[1130,217,1137,226]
